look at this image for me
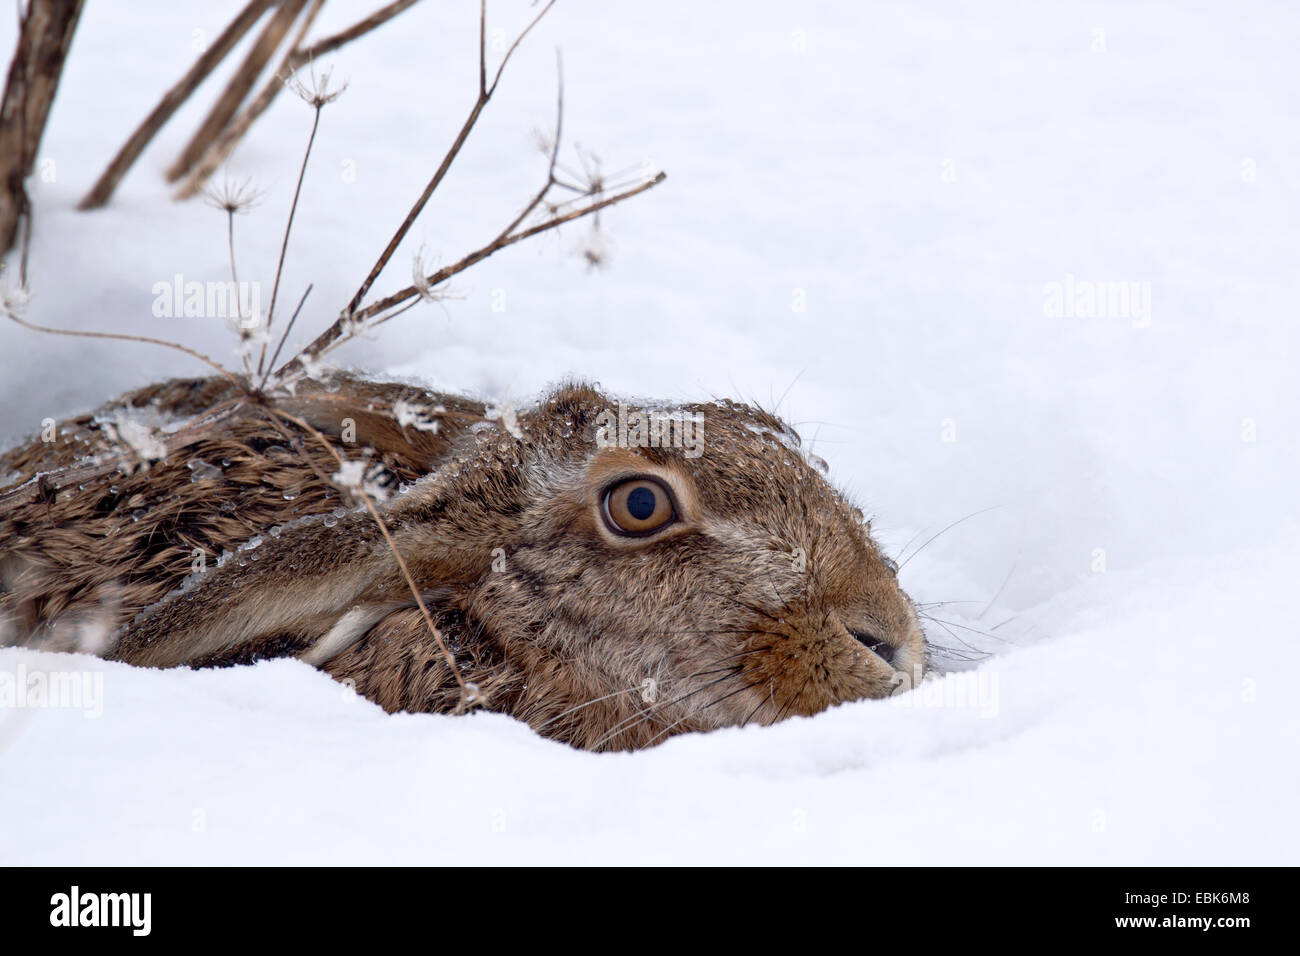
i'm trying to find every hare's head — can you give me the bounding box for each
[356,383,926,746]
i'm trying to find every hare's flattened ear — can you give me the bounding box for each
[277,381,487,477]
[109,511,403,669]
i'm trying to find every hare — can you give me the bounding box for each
[0,372,925,750]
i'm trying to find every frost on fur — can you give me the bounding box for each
[485,399,524,439]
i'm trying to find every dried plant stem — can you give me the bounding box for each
[165,0,310,184]
[76,0,274,210]
[173,0,331,200]
[0,0,85,256]
[494,50,565,242]
[223,206,253,375]
[4,312,241,387]
[342,0,557,320]
[296,0,424,62]
[278,172,665,377]
[257,101,324,377]
[261,284,313,391]
[275,0,676,381]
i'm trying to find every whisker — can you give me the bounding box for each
[919,616,990,659]
[977,558,1018,620]
[589,670,744,751]
[700,679,765,714]
[638,712,695,750]
[924,643,985,665]
[705,590,790,630]
[895,525,930,563]
[542,642,777,740]
[772,675,812,724]
[533,684,646,732]
[764,570,792,615]
[897,506,1000,570]
[920,613,1013,644]
[738,682,773,728]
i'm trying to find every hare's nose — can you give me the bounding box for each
[848,627,896,665]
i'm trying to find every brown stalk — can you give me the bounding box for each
[0,0,86,257]
[257,91,327,377]
[3,311,242,388]
[172,0,332,201]
[176,0,427,201]
[164,0,310,184]
[275,1,669,380]
[76,0,274,210]
[340,0,557,322]
[278,172,665,377]
[296,0,425,63]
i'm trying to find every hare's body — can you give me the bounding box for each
[1,373,925,750]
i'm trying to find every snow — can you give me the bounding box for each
[1,1,1298,864]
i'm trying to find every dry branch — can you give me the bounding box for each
[272,0,668,381]
[172,0,331,200]
[76,0,274,210]
[164,0,310,184]
[278,173,665,379]
[174,0,431,201]
[4,309,239,386]
[295,0,424,62]
[0,0,85,258]
[342,0,557,320]
[175,0,425,200]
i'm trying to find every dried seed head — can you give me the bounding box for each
[202,176,264,215]
[287,62,348,109]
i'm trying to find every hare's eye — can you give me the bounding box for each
[603,477,676,536]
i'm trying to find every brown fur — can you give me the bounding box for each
[1,372,925,750]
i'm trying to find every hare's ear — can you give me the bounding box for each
[109,510,414,669]
[277,381,487,476]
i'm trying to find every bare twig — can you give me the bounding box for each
[77,0,274,210]
[493,50,565,242]
[485,0,554,96]
[262,284,313,390]
[165,0,310,184]
[278,172,665,377]
[202,177,264,373]
[4,310,241,387]
[296,0,424,62]
[172,0,329,200]
[176,0,424,200]
[341,0,557,321]
[273,0,673,382]
[258,81,329,376]
[0,0,86,253]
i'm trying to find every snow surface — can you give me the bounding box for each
[1,1,1297,864]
